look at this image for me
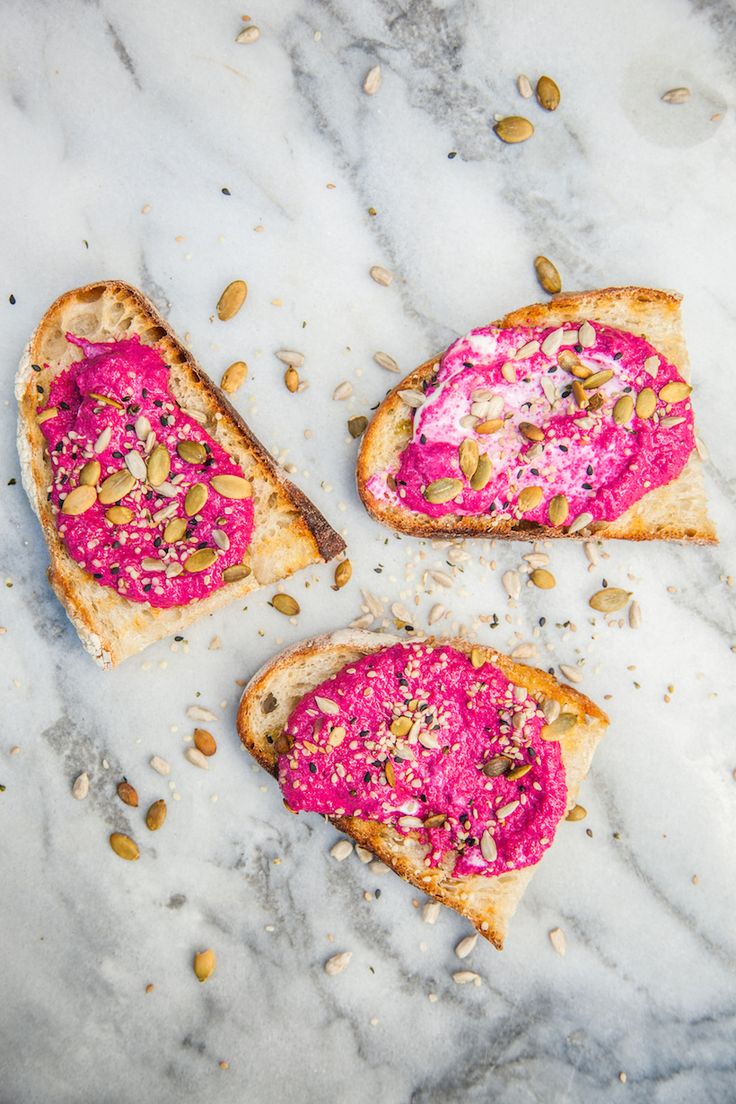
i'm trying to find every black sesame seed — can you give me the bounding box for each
[93,572,102,579]
[613,351,623,361]
[32,364,41,373]
[59,401,69,410]
[419,434,427,445]
[448,151,457,159]
[142,388,148,398]
[112,541,121,549]
[530,468,539,476]
[153,399,163,408]
[7,478,16,486]
[110,566,120,574]
[143,583,152,592]
[145,491,153,501]
[9,294,16,305]
[363,772,371,783]
[153,537,162,548]
[222,186,231,195]
[539,616,546,626]
[174,635,184,641]
[586,464,593,476]
[308,762,317,774]
[374,888,381,898]
[112,450,123,459]
[159,417,168,427]
[582,482,592,490]
[559,444,568,452]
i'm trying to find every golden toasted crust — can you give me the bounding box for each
[357,286,716,544]
[16,281,345,668]
[237,630,609,949]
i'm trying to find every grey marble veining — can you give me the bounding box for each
[1,1,735,1102]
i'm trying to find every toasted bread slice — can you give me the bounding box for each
[237,630,609,948]
[16,281,345,668]
[358,286,716,543]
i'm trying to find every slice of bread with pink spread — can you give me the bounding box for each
[16,281,345,668]
[237,629,609,949]
[357,286,716,543]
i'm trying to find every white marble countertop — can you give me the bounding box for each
[2,2,735,1101]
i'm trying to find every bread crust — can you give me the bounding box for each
[16,281,345,667]
[357,286,716,544]
[237,630,609,949]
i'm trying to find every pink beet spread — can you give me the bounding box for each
[366,322,695,526]
[39,335,254,608]
[278,641,567,878]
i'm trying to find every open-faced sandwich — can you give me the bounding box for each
[16,281,345,668]
[238,631,608,948]
[358,286,716,543]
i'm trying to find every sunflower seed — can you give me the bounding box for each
[518,485,543,512]
[398,389,425,408]
[566,804,587,822]
[418,730,439,750]
[110,833,139,861]
[155,481,178,499]
[549,927,566,956]
[150,756,171,775]
[613,395,634,425]
[480,829,498,862]
[325,951,352,976]
[455,933,478,959]
[363,64,382,95]
[236,25,260,43]
[567,512,593,534]
[559,664,583,684]
[548,494,569,526]
[511,642,536,659]
[516,340,540,360]
[422,901,441,925]
[530,568,555,589]
[662,86,690,104]
[659,415,686,427]
[659,381,692,403]
[98,470,135,504]
[183,548,217,573]
[496,800,520,819]
[185,483,208,516]
[503,570,521,600]
[369,265,393,286]
[542,698,561,723]
[589,587,631,612]
[125,450,147,480]
[333,381,353,401]
[275,349,304,368]
[272,593,300,616]
[643,355,659,378]
[133,415,150,440]
[583,541,598,565]
[373,351,399,373]
[493,116,534,143]
[177,440,207,465]
[517,73,533,98]
[185,747,209,770]
[217,280,248,320]
[210,475,252,499]
[330,839,353,861]
[398,815,424,829]
[391,601,412,623]
[535,258,562,296]
[212,528,230,551]
[536,75,560,110]
[501,362,517,382]
[72,772,89,800]
[143,430,156,455]
[636,388,657,419]
[428,603,446,625]
[424,478,462,504]
[220,360,248,393]
[61,485,97,516]
[628,600,642,628]
[188,705,217,722]
[142,557,166,572]
[453,970,482,985]
[166,562,183,578]
[578,321,595,347]
[94,427,112,453]
[181,407,207,426]
[429,569,453,588]
[222,564,251,583]
[470,400,491,418]
[540,376,557,406]
[542,712,577,740]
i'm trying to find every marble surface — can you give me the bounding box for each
[1,1,735,1101]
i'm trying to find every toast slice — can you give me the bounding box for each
[16,281,345,668]
[237,630,609,948]
[358,286,716,543]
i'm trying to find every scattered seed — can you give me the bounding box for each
[517,73,533,98]
[61,485,97,516]
[348,415,368,438]
[542,698,561,723]
[496,800,520,820]
[559,664,583,684]
[469,453,492,491]
[315,696,339,715]
[220,360,248,393]
[150,756,171,775]
[662,87,690,104]
[549,927,566,956]
[567,512,593,534]
[117,780,139,807]
[507,763,532,780]
[629,600,642,629]
[501,362,517,382]
[369,265,393,286]
[515,340,540,360]
[146,799,167,831]
[422,901,440,924]
[530,568,555,589]
[272,593,300,616]
[177,440,207,466]
[374,351,399,373]
[93,426,112,454]
[333,381,353,401]
[330,839,353,861]
[493,116,534,143]
[503,570,521,600]
[275,350,305,368]
[541,327,565,356]
[72,772,89,800]
[194,948,216,983]
[453,970,481,985]
[659,415,686,428]
[643,356,660,378]
[536,75,560,110]
[535,256,562,295]
[185,747,210,770]
[188,704,217,722]
[236,25,260,43]
[194,729,217,757]
[210,475,252,499]
[217,280,248,320]
[541,713,577,740]
[479,829,499,863]
[470,646,485,669]
[578,321,595,347]
[110,833,139,861]
[384,759,396,787]
[222,563,251,583]
[589,587,631,613]
[325,951,352,976]
[424,478,462,504]
[455,934,478,959]
[335,560,352,588]
[398,389,424,408]
[566,804,587,821]
[428,603,446,625]
[363,64,382,95]
[659,381,692,403]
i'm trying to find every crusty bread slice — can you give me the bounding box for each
[16,281,345,668]
[357,286,716,543]
[237,630,609,949]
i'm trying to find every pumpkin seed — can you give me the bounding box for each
[347,415,368,438]
[507,763,532,780]
[334,560,352,588]
[518,485,543,512]
[163,517,187,542]
[659,381,692,403]
[193,948,216,982]
[519,421,544,441]
[61,485,97,516]
[567,512,593,534]
[517,73,532,98]
[589,586,631,612]
[541,713,577,740]
[583,369,614,390]
[374,351,399,373]
[530,568,556,589]
[636,387,657,419]
[482,755,512,778]
[566,804,587,821]
[146,799,167,831]
[534,256,562,295]
[183,548,217,573]
[272,593,300,616]
[220,360,248,393]
[222,563,251,583]
[185,483,208,516]
[390,716,412,737]
[424,813,447,828]
[662,86,690,104]
[98,469,135,504]
[105,506,133,524]
[146,445,171,487]
[363,64,382,95]
[578,321,595,347]
[369,265,393,286]
[210,474,252,499]
[493,115,534,143]
[36,406,58,424]
[470,646,485,669]
[424,478,462,504]
[459,439,480,479]
[117,780,139,807]
[476,418,504,434]
[217,280,248,320]
[470,453,492,491]
[110,833,139,861]
[548,494,569,526]
[78,460,101,486]
[384,759,396,787]
[177,440,207,465]
[536,74,560,110]
[480,830,498,862]
[613,394,634,425]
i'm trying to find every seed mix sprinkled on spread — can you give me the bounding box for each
[38,335,254,607]
[278,642,567,878]
[367,322,696,527]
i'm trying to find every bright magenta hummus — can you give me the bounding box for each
[278,641,567,878]
[38,336,254,607]
[367,322,695,527]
